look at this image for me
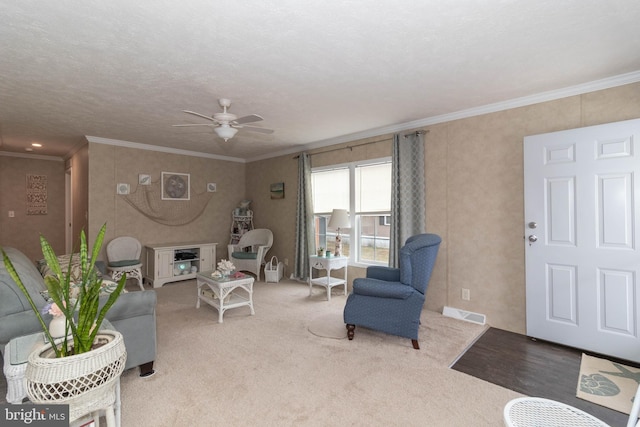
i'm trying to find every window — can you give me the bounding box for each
[312,158,391,266]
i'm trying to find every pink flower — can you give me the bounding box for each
[48,302,64,317]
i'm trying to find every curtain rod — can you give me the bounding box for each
[293,130,429,159]
[293,136,391,159]
[404,130,428,137]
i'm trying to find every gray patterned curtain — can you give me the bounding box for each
[293,152,315,280]
[389,132,426,267]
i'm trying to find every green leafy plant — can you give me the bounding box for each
[2,223,126,357]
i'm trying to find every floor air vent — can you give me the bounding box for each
[442,306,487,325]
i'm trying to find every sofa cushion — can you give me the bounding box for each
[352,279,414,299]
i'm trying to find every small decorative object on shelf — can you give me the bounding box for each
[230,200,254,244]
[317,247,325,257]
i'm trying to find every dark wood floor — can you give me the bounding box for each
[452,328,638,427]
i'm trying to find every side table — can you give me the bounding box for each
[196,271,255,323]
[308,255,348,301]
[3,332,44,404]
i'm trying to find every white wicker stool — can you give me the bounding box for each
[504,397,610,427]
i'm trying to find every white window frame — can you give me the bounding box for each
[312,157,391,268]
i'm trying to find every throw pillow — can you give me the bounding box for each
[37,253,127,299]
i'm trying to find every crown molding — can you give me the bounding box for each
[247,70,640,162]
[0,151,64,162]
[86,136,246,163]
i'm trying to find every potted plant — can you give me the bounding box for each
[317,247,325,257]
[1,223,127,419]
[2,223,126,356]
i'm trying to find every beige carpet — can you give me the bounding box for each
[307,312,348,339]
[0,279,523,425]
[577,353,640,415]
[114,279,522,426]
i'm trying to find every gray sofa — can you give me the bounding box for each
[0,247,157,376]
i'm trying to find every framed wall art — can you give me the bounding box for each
[162,172,190,200]
[270,182,284,199]
[26,174,48,215]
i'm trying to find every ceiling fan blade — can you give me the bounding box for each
[238,125,274,134]
[182,110,217,122]
[172,123,216,127]
[233,114,263,125]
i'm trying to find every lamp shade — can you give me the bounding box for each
[214,124,238,141]
[328,209,350,230]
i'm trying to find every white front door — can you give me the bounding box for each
[524,118,640,363]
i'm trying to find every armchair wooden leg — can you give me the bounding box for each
[346,324,355,340]
[411,339,420,350]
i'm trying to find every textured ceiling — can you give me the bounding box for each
[1,1,640,161]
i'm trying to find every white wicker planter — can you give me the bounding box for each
[25,330,127,423]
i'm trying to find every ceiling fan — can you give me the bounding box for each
[173,98,274,142]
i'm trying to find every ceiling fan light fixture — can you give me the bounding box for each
[214,124,238,142]
[176,98,272,141]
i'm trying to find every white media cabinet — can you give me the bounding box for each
[144,241,217,288]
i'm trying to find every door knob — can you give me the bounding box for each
[528,235,538,245]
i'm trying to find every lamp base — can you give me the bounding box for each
[335,235,342,257]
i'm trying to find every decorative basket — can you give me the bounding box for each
[25,330,127,422]
[265,256,284,283]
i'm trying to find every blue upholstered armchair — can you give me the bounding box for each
[343,233,442,349]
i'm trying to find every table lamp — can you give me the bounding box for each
[328,209,350,257]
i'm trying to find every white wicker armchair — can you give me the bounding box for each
[227,229,273,282]
[106,236,144,291]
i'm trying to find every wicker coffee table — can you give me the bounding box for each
[196,271,255,323]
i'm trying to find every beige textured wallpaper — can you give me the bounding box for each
[87,143,246,264]
[0,156,66,261]
[439,84,640,332]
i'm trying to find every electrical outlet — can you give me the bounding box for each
[284,258,288,266]
[461,288,471,301]
[8,211,15,218]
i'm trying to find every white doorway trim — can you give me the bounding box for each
[65,166,73,254]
